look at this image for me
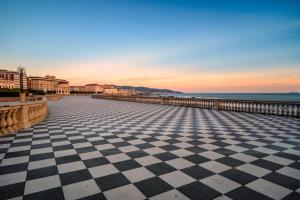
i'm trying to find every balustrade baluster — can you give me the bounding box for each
[7,110,14,133]
[257,104,261,113]
[283,105,288,116]
[288,105,293,116]
[279,105,283,115]
[264,104,268,114]
[269,104,273,115]
[263,104,266,114]
[273,104,277,115]
[0,111,8,135]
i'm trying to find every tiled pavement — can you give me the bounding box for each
[0,96,300,200]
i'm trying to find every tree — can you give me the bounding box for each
[17,65,26,93]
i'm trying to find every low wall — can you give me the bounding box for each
[92,95,300,118]
[0,96,48,136]
[0,97,20,102]
[46,94,62,100]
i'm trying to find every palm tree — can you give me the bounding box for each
[17,66,26,93]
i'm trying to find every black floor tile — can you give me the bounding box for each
[127,150,148,158]
[95,173,130,191]
[60,169,93,185]
[146,162,177,176]
[178,181,221,200]
[30,152,54,161]
[100,148,122,156]
[226,186,273,200]
[23,187,64,200]
[181,165,214,180]
[251,159,283,171]
[0,182,25,199]
[0,163,28,175]
[80,193,107,200]
[282,192,300,200]
[275,152,300,161]
[220,169,257,185]
[27,166,58,181]
[114,159,142,171]
[216,157,245,167]
[76,146,97,154]
[184,154,210,164]
[134,177,173,198]
[5,150,31,158]
[56,154,81,165]
[83,157,110,168]
[263,172,300,190]
[243,150,268,158]
[154,152,178,161]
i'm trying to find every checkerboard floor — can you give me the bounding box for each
[0,96,300,200]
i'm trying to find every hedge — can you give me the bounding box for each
[0,89,20,97]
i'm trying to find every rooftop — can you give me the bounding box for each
[0,96,299,199]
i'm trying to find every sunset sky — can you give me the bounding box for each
[1,0,300,92]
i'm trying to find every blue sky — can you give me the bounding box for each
[0,0,300,92]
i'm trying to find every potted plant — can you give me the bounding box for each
[17,66,26,102]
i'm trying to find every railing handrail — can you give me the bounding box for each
[0,105,21,111]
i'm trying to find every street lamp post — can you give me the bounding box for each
[17,66,26,102]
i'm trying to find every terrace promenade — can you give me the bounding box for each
[0,96,299,200]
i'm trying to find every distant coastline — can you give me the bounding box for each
[161,93,300,102]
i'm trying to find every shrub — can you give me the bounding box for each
[27,90,46,95]
[0,89,20,97]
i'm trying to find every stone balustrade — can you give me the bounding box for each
[46,94,62,100]
[0,97,48,136]
[26,96,45,102]
[92,95,300,118]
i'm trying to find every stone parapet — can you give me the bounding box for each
[0,96,48,136]
[92,95,300,118]
[46,94,62,100]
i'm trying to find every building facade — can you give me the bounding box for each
[118,89,137,96]
[27,75,70,94]
[57,81,70,94]
[70,86,86,93]
[104,88,118,94]
[0,78,14,89]
[84,84,104,93]
[0,69,27,89]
